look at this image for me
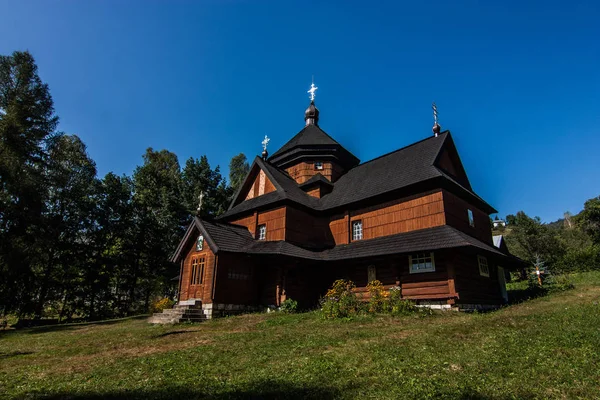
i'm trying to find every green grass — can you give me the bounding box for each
[1,272,600,400]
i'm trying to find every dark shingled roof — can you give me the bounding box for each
[298,173,333,189]
[219,131,496,220]
[269,124,345,159]
[319,132,449,209]
[171,217,255,262]
[220,157,319,219]
[174,218,510,263]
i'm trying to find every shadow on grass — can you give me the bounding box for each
[152,329,201,339]
[0,315,149,337]
[28,380,341,400]
[0,350,35,359]
[24,383,540,400]
[507,286,548,305]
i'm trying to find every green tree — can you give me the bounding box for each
[131,148,186,312]
[0,51,59,316]
[577,196,600,244]
[229,153,249,194]
[34,134,97,319]
[504,211,565,271]
[181,156,232,218]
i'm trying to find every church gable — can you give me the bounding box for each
[434,136,472,191]
[244,168,276,200]
[231,162,277,208]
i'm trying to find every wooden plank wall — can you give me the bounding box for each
[399,251,453,300]
[229,207,285,240]
[179,240,216,303]
[286,207,335,248]
[285,161,344,184]
[257,207,286,241]
[230,214,256,238]
[453,251,503,305]
[328,251,454,302]
[442,190,493,244]
[213,253,258,305]
[328,191,446,245]
[307,187,321,198]
[329,212,349,245]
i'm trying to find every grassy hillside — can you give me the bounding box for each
[1,272,599,400]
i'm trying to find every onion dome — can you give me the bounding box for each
[304,101,320,126]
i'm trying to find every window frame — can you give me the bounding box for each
[468,209,475,227]
[478,255,490,277]
[190,257,205,285]
[351,220,363,241]
[409,252,436,274]
[257,224,267,240]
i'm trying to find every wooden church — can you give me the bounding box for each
[166,86,524,320]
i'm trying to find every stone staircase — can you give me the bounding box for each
[148,300,207,324]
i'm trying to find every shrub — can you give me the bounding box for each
[367,280,388,313]
[150,297,175,313]
[320,279,360,319]
[280,298,298,313]
[388,286,418,315]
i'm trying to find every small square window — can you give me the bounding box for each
[478,255,489,277]
[352,220,363,241]
[196,235,204,251]
[314,162,324,170]
[409,252,435,273]
[468,209,475,227]
[257,224,266,240]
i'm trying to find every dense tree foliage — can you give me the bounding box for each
[0,51,235,321]
[228,153,250,194]
[504,203,600,276]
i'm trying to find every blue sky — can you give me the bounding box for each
[1,1,599,222]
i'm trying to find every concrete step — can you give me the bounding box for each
[148,305,208,324]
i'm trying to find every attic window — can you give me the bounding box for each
[314,162,324,170]
[468,209,475,227]
[196,235,204,251]
[478,255,490,277]
[352,220,363,241]
[257,224,267,240]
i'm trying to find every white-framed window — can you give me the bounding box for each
[314,162,324,170]
[468,209,475,227]
[478,255,490,277]
[196,235,204,251]
[409,252,436,273]
[257,224,267,240]
[352,220,363,241]
[367,265,376,282]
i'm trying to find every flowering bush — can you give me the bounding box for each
[150,297,175,313]
[367,280,388,313]
[320,279,360,319]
